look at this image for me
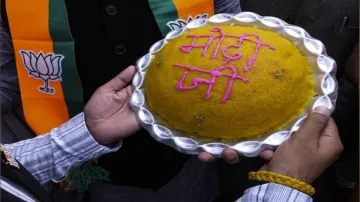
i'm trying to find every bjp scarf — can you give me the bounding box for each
[5,0,214,191]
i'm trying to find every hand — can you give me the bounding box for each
[198,148,243,164]
[198,148,274,164]
[84,66,141,145]
[259,107,343,184]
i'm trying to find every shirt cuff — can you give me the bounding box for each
[237,183,312,202]
[81,113,122,154]
[51,112,122,182]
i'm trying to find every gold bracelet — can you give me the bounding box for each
[248,171,315,196]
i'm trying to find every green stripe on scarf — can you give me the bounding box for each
[149,0,179,37]
[49,0,83,117]
[48,0,109,192]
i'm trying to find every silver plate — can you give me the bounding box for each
[130,12,338,157]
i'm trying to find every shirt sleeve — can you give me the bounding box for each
[3,112,122,185]
[236,183,313,202]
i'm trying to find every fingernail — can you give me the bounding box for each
[199,153,215,162]
[313,106,330,117]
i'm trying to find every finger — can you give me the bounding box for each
[221,148,241,164]
[319,117,343,153]
[198,152,216,162]
[115,85,133,102]
[259,150,274,161]
[259,161,270,171]
[102,66,136,92]
[296,106,331,140]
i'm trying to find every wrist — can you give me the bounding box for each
[267,168,313,184]
[84,116,114,146]
[249,171,315,196]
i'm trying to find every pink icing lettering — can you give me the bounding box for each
[174,64,250,103]
[179,27,276,72]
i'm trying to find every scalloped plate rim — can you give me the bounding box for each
[130,12,338,157]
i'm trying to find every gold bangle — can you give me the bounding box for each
[248,171,315,196]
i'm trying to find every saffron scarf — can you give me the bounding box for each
[5,0,214,135]
[6,0,83,135]
[5,0,214,191]
[149,0,214,37]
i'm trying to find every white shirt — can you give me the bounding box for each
[1,112,312,202]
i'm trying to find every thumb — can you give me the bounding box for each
[102,65,136,92]
[319,117,343,152]
[296,106,331,141]
[317,117,343,170]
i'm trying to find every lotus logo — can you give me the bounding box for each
[20,51,64,94]
[166,13,209,31]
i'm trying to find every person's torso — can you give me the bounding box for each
[3,0,240,190]
[63,0,239,190]
[240,0,359,77]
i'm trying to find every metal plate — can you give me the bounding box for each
[130,12,338,157]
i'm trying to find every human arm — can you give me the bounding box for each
[3,65,141,184]
[3,113,121,184]
[236,107,343,201]
[236,183,311,202]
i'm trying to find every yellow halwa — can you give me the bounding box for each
[145,25,314,141]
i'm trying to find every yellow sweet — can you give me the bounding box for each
[145,25,314,141]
